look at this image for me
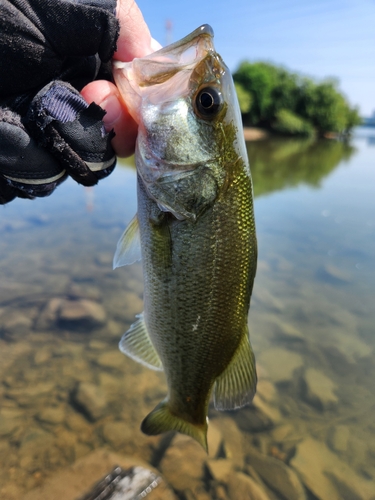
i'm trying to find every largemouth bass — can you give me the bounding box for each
[113,25,257,451]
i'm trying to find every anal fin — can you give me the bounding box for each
[214,329,257,410]
[119,313,163,371]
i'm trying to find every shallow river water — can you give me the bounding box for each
[0,128,374,500]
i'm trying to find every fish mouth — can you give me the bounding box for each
[114,24,215,73]
[113,25,217,123]
[138,24,215,85]
[150,24,214,59]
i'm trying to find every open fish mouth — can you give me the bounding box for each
[113,24,215,79]
[112,25,221,123]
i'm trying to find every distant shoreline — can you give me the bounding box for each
[244,123,375,141]
[243,127,270,141]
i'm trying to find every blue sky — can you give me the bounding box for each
[137,0,375,116]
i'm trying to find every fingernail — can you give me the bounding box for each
[101,94,122,130]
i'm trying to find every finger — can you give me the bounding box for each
[81,80,138,158]
[115,0,154,61]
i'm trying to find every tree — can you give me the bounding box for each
[234,82,252,114]
[273,109,314,137]
[233,62,361,136]
[233,62,279,124]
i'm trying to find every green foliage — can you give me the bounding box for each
[234,62,280,124]
[234,82,253,114]
[344,105,363,130]
[233,62,361,136]
[273,109,314,137]
[297,79,347,135]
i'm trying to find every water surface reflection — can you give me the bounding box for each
[0,129,374,499]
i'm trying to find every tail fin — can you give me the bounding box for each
[141,400,208,452]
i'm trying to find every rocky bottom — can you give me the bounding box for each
[0,297,374,500]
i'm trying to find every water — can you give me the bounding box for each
[0,128,374,499]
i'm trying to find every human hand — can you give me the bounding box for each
[0,0,151,204]
[81,0,161,157]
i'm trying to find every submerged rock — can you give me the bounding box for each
[66,283,102,301]
[0,310,33,340]
[291,438,342,500]
[107,290,144,323]
[58,299,106,330]
[95,252,113,267]
[234,403,275,434]
[256,379,277,403]
[328,425,350,453]
[207,420,223,459]
[71,382,107,421]
[274,321,306,343]
[300,368,338,410]
[36,407,66,425]
[253,288,284,312]
[6,382,55,407]
[258,348,304,384]
[35,298,63,330]
[88,340,108,351]
[253,395,283,425]
[19,428,56,461]
[227,471,270,500]
[246,446,306,500]
[36,298,106,331]
[290,437,375,500]
[211,416,245,469]
[182,487,211,500]
[159,434,207,493]
[326,469,371,500]
[101,421,133,450]
[33,348,53,365]
[0,415,19,437]
[206,458,233,483]
[96,350,125,370]
[318,264,352,284]
[333,331,372,363]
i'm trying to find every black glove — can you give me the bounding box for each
[0,0,120,204]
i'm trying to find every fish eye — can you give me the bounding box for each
[195,87,223,118]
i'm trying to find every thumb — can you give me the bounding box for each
[81,80,138,158]
[115,0,156,61]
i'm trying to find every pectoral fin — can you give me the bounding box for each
[213,330,257,410]
[119,313,163,371]
[113,214,141,269]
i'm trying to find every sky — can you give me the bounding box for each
[136,0,375,117]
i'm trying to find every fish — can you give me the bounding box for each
[112,24,257,451]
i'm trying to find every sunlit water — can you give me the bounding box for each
[0,128,374,499]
